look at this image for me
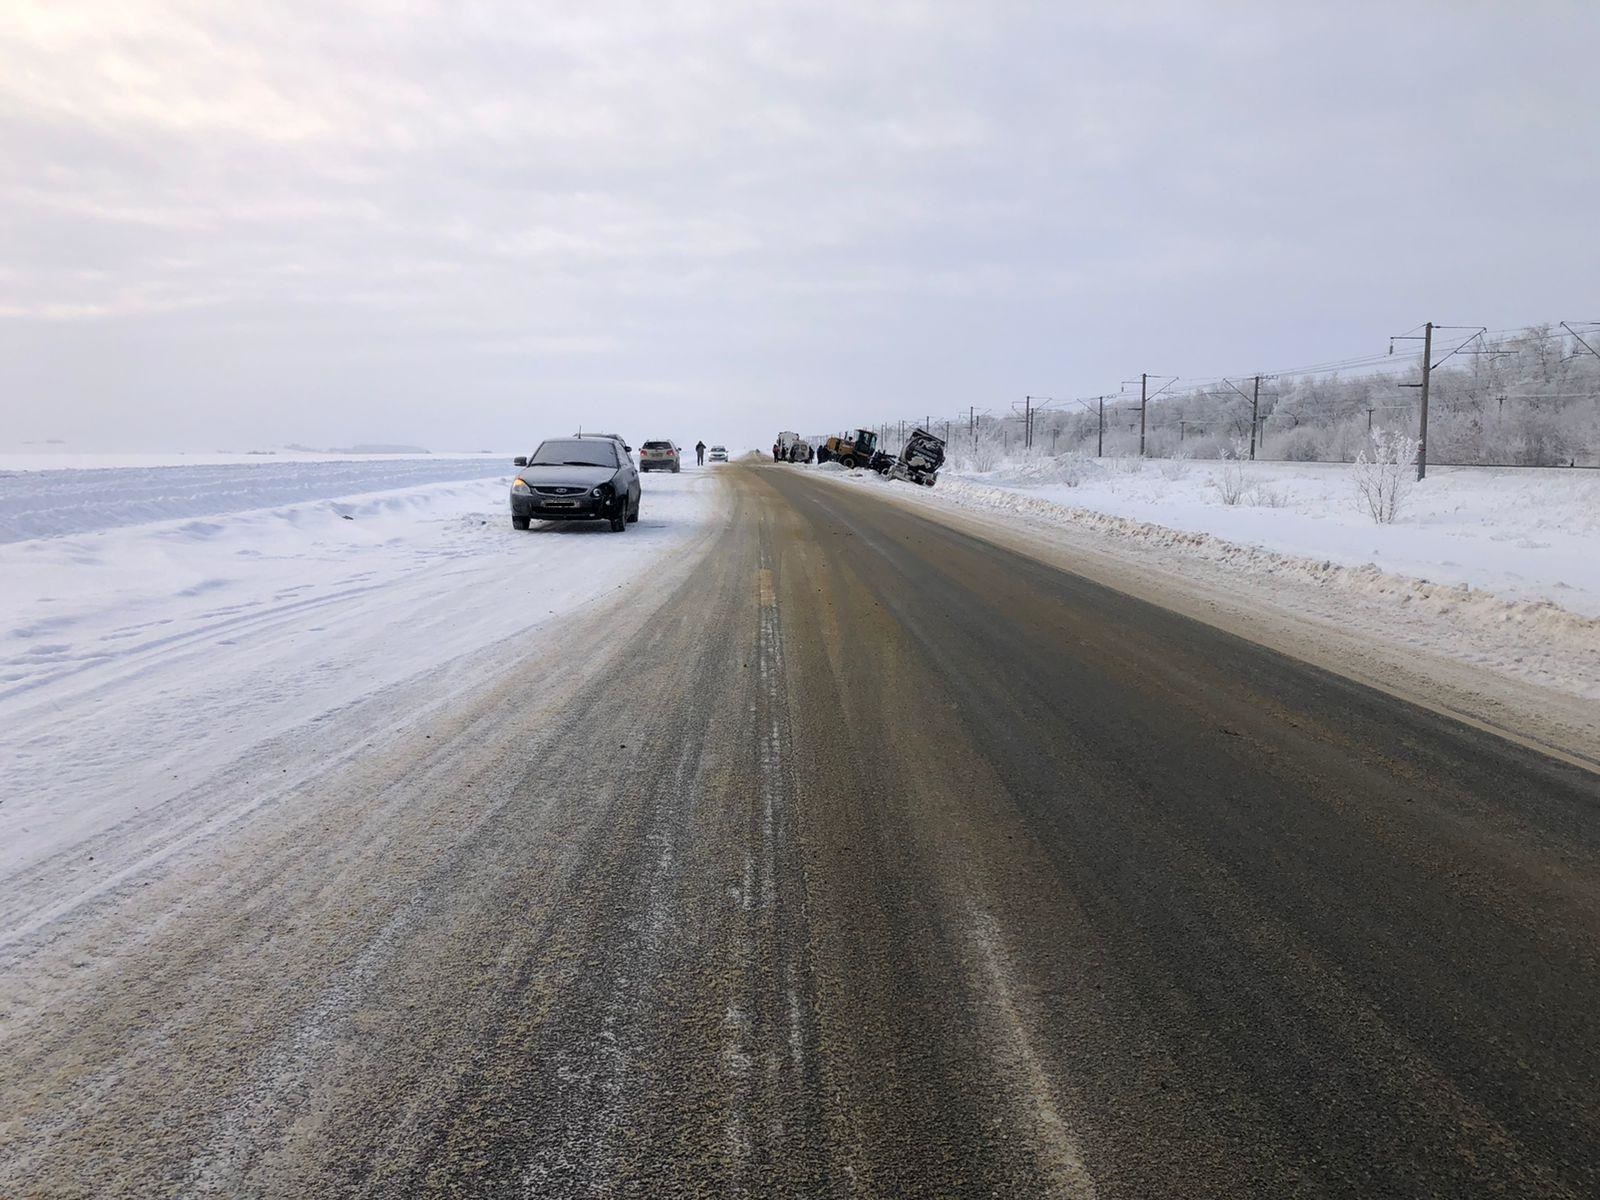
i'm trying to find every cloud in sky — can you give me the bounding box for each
[2,1,1596,451]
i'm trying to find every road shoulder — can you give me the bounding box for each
[794,465,1600,772]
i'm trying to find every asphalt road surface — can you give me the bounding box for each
[4,462,1598,1198]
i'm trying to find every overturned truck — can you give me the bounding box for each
[889,427,946,487]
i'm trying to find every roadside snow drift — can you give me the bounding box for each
[958,457,1600,619]
[0,454,508,541]
[0,461,717,886]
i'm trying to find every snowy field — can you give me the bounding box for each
[0,454,507,541]
[0,460,717,903]
[0,450,503,471]
[953,457,1600,618]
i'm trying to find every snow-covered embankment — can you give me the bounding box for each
[0,460,717,909]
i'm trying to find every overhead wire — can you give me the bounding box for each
[921,322,1596,440]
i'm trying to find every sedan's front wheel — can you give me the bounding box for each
[512,516,530,531]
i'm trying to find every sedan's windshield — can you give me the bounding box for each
[529,439,617,468]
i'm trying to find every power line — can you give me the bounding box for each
[1562,321,1600,361]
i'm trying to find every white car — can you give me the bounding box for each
[708,444,729,462]
[638,440,681,473]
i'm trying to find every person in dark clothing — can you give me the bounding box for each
[695,440,706,465]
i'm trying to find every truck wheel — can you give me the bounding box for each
[839,455,856,469]
[512,516,530,530]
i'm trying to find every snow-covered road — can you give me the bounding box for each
[0,461,720,929]
[6,461,1596,1197]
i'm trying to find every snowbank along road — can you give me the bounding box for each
[0,454,510,541]
[2,459,1598,1197]
[0,463,714,929]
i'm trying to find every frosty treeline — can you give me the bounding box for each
[949,324,1600,469]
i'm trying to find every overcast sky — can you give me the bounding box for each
[3,1,1596,453]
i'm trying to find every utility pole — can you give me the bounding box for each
[1139,373,1148,456]
[1417,321,1433,480]
[1392,321,1446,480]
[1215,376,1262,459]
[1250,375,1260,460]
[1097,397,1104,457]
[1023,395,1033,449]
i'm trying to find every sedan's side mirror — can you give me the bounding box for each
[513,456,527,467]
[623,445,632,453]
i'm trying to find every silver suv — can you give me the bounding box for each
[639,440,681,473]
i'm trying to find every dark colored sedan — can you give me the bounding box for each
[510,437,641,531]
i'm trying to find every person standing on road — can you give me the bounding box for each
[695,440,706,466]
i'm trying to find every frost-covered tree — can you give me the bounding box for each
[892,325,1595,475]
[1352,428,1419,523]
[1126,324,1598,466]
[1210,436,1252,505]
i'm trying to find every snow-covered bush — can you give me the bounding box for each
[1210,437,1251,505]
[1265,424,1330,462]
[1245,481,1288,507]
[1325,416,1380,464]
[1352,428,1419,523]
[967,439,1001,472]
[1506,410,1576,467]
[946,428,1004,473]
[1182,433,1231,460]
[1158,452,1191,480]
[1143,428,1182,458]
[991,451,1100,488]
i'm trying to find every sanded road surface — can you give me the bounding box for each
[3,462,1598,1197]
